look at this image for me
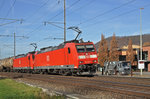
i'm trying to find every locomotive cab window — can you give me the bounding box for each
[76,45,85,53]
[68,47,71,54]
[85,45,95,52]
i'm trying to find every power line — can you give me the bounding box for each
[66,0,81,10]
[44,21,64,29]
[2,0,17,23]
[36,36,63,44]
[0,17,22,21]
[0,34,28,38]
[67,0,95,16]
[24,25,43,36]
[20,0,59,39]
[25,0,50,21]
[48,0,81,21]
[77,0,136,25]
[82,3,150,28]
[26,0,59,26]
[24,0,80,40]
[0,20,18,26]
[0,18,23,26]
[22,0,52,37]
[44,37,64,40]
[0,33,28,57]
[90,9,137,26]
[82,9,137,28]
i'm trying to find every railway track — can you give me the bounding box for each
[0,72,150,98]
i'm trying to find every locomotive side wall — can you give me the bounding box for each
[13,56,30,69]
[34,48,68,67]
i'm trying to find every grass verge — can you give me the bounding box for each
[0,78,65,99]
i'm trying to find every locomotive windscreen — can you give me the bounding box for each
[76,45,85,52]
[76,44,95,53]
[85,45,95,52]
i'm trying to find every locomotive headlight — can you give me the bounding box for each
[93,60,97,62]
[79,61,83,64]
[78,55,86,59]
[90,55,97,58]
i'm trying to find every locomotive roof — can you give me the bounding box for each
[15,40,94,56]
[38,43,65,54]
[15,54,27,58]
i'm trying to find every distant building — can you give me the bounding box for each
[118,45,139,70]
[119,44,150,71]
[97,44,150,71]
[143,45,150,71]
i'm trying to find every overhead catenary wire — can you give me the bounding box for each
[27,0,59,26]
[20,0,59,39]
[22,0,59,38]
[24,25,43,36]
[0,20,18,26]
[47,0,81,21]
[2,0,17,23]
[0,17,22,21]
[0,34,28,38]
[23,0,81,40]
[82,3,150,29]
[44,21,64,29]
[0,18,23,27]
[17,0,51,38]
[77,0,136,25]
[24,0,51,21]
[67,0,96,16]
[36,36,64,43]
[27,0,81,43]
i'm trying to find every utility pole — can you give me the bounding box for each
[64,0,66,42]
[0,33,28,58]
[44,0,66,42]
[140,8,144,75]
[14,33,16,57]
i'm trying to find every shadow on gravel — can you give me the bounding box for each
[0,77,6,80]
[12,75,23,79]
[76,74,95,77]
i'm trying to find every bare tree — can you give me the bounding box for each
[109,33,119,61]
[126,39,134,65]
[98,34,108,66]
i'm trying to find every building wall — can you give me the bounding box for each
[143,46,150,72]
[118,49,138,67]
[121,45,140,49]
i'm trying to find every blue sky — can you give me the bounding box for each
[0,0,150,59]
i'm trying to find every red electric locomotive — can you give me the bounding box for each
[13,27,98,75]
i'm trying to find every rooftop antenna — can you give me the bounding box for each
[68,26,82,40]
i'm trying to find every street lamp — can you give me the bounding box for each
[140,8,144,75]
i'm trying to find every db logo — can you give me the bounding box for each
[86,55,90,58]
